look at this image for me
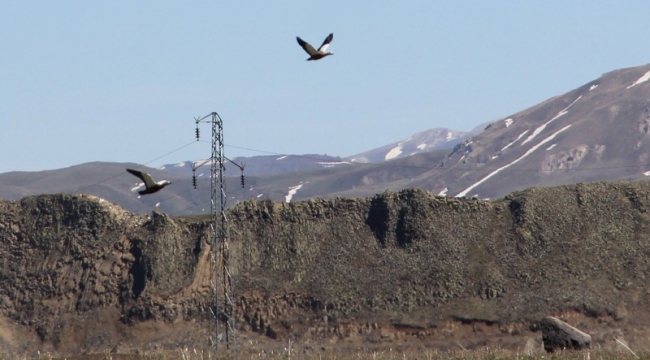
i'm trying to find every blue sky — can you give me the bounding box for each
[2,1,650,173]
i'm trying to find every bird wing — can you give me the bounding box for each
[317,33,333,52]
[126,168,157,188]
[297,37,318,56]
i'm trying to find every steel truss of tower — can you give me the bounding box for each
[193,111,243,350]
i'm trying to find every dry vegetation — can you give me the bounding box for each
[0,346,647,360]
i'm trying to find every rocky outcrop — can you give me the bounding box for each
[541,316,591,352]
[2,181,650,355]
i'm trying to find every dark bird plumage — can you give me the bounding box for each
[296,33,334,61]
[126,168,172,195]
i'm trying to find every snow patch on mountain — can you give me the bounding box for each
[501,130,529,152]
[385,145,403,160]
[193,159,211,168]
[627,70,650,89]
[456,124,573,198]
[317,161,351,168]
[522,96,581,146]
[285,183,304,202]
[347,128,469,163]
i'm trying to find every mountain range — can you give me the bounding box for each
[2,62,650,213]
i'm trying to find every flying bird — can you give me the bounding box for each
[126,168,172,195]
[296,33,334,61]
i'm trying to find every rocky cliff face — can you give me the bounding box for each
[1,182,650,355]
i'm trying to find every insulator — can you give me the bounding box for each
[240,174,245,188]
[192,175,197,189]
[195,127,200,141]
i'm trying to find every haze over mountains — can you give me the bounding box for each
[2,63,650,213]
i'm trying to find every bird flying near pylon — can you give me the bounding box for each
[126,168,172,195]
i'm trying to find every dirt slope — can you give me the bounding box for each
[1,181,650,355]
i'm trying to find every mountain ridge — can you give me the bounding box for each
[2,63,650,213]
[401,62,650,199]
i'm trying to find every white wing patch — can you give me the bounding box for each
[318,43,330,53]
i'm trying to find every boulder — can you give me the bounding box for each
[541,316,591,352]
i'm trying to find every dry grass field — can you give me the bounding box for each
[1,346,646,360]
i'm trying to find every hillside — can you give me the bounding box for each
[159,154,349,178]
[0,162,231,215]
[422,63,650,198]
[3,64,650,213]
[345,128,469,163]
[2,180,650,355]
[0,151,451,214]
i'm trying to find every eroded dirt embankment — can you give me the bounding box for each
[1,182,650,355]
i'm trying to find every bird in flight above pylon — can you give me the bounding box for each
[296,33,334,61]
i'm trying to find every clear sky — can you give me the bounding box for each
[2,1,650,173]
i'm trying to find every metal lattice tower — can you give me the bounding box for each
[193,111,239,350]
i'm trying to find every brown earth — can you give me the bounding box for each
[1,181,650,356]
